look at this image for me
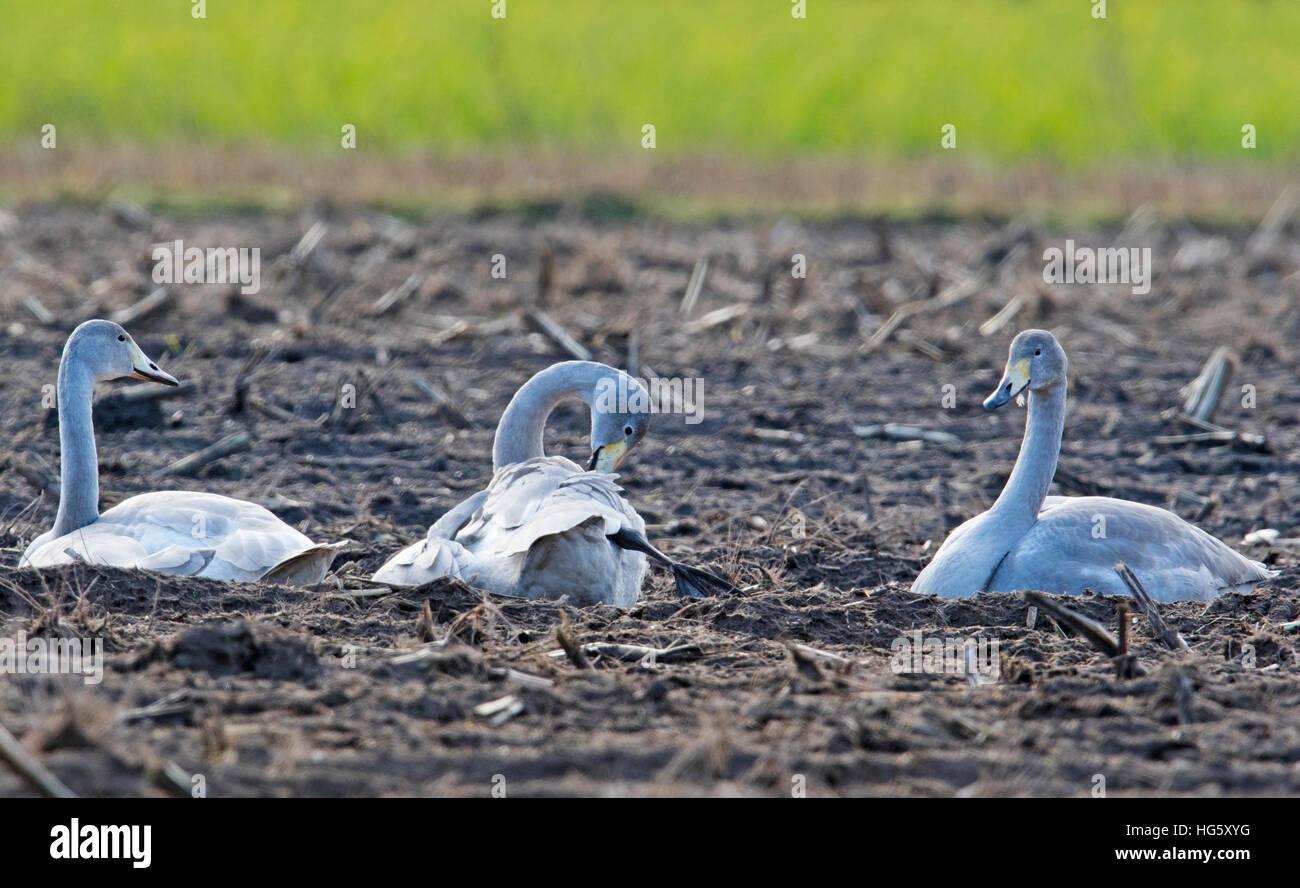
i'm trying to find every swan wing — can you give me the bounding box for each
[370,489,489,586]
[136,545,217,575]
[262,541,351,586]
[371,536,469,586]
[992,496,1274,602]
[374,457,645,603]
[461,457,640,557]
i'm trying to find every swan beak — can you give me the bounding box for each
[589,438,630,472]
[984,358,1030,410]
[128,341,180,386]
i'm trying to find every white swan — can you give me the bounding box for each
[20,319,344,585]
[912,329,1274,603]
[371,360,734,606]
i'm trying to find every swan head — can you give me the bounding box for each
[66,319,179,386]
[588,371,651,472]
[984,329,1067,409]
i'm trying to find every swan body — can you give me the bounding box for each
[373,456,649,606]
[20,491,336,584]
[19,320,341,585]
[913,330,1273,603]
[372,361,733,605]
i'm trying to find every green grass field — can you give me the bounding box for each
[2,0,1298,164]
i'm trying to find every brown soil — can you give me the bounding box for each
[1,204,1298,797]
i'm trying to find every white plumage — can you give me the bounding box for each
[913,330,1274,603]
[920,494,1273,603]
[20,320,342,586]
[20,491,339,584]
[372,457,649,606]
[372,361,735,606]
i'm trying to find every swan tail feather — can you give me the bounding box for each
[608,528,738,598]
[262,540,351,586]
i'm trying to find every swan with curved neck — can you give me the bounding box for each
[373,361,734,605]
[492,360,645,472]
[912,330,1273,603]
[21,319,344,585]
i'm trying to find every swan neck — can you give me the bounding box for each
[991,383,1066,524]
[492,363,603,471]
[52,345,100,537]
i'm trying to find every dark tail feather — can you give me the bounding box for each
[609,527,738,598]
[669,561,738,598]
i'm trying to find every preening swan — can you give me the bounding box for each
[911,329,1274,603]
[371,360,735,606]
[20,319,344,585]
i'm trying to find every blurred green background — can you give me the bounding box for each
[2,0,1297,164]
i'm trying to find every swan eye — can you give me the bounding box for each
[117,334,126,342]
